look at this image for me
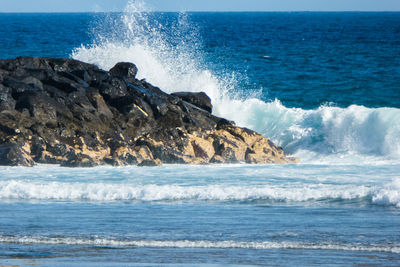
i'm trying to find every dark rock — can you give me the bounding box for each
[87,91,113,119]
[22,76,44,90]
[15,91,60,127]
[0,142,35,166]
[210,155,225,164]
[109,62,138,81]
[3,77,41,96]
[0,57,297,167]
[42,75,79,94]
[30,136,47,160]
[71,69,91,82]
[149,97,169,118]
[0,84,15,110]
[216,118,235,129]
[60,154,98,167]
[172,92,212,113]
[0,122,18,136]
[138,159,162,167]
[98,78,128,100]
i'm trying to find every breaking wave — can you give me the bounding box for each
[1,235,399,253]
[1,179,399,207]
[71,0,400,163]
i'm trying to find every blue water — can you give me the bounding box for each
[2,12,400,109]
[1,2,400,266]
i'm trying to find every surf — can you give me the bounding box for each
[1,177,399,207]
[71,0,400,163]
[1,235,399,253]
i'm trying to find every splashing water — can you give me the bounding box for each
[72,0,400,163]
[72,0,230,102]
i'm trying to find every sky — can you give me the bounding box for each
[1,0,400,12]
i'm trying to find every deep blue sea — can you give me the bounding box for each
[1,2,400,266]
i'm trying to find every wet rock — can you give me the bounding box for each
[138,158,162,167]
[0,57,297,167]
[61,157,98,167]
[0,142,35,166]
[172,92,212,113]
[110,146,139,166]
[109,62,138,81]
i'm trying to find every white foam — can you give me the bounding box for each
[372,178,400,208]
[1,236,398,253]
[72,0,229,103]
[71,0,400,164]
[235,100,400,164]
[1,179,399,207]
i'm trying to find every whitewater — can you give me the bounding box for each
[71,1,400,165]
[1,0,400,265]
[0,164,399,207]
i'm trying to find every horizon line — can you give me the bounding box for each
[1,10,400,14]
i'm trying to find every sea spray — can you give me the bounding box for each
[72,0,400,162]
[72,0,229,101]
[239,101,400,161]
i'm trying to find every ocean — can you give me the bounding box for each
[1,1,400,266]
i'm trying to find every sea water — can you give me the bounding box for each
[0,1,400,265]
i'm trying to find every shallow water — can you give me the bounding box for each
[1,1,400,265]
[0,164,400,266]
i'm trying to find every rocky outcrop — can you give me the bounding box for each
[171,92,212,113]
[0,57,298,167]
[0,142,35,166]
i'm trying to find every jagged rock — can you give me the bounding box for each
[0,142,35,166]
[107,146,139,166]
[61,154,98,167]
[109,62,138,81]
[138,158,162,167]
[172,91,212,113]
[87,91,114,119]
[0,84,15,110]
[0,57,298,167]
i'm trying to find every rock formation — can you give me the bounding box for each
[0,57,298,167]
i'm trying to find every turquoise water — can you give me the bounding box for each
[1,1,400,266]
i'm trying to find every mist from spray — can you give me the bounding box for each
[72,0,400,163]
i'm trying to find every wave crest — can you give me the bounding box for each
[1,235,399,253]
[241,100,400,162]
[71,0,400,163]
[1,179,399,207]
